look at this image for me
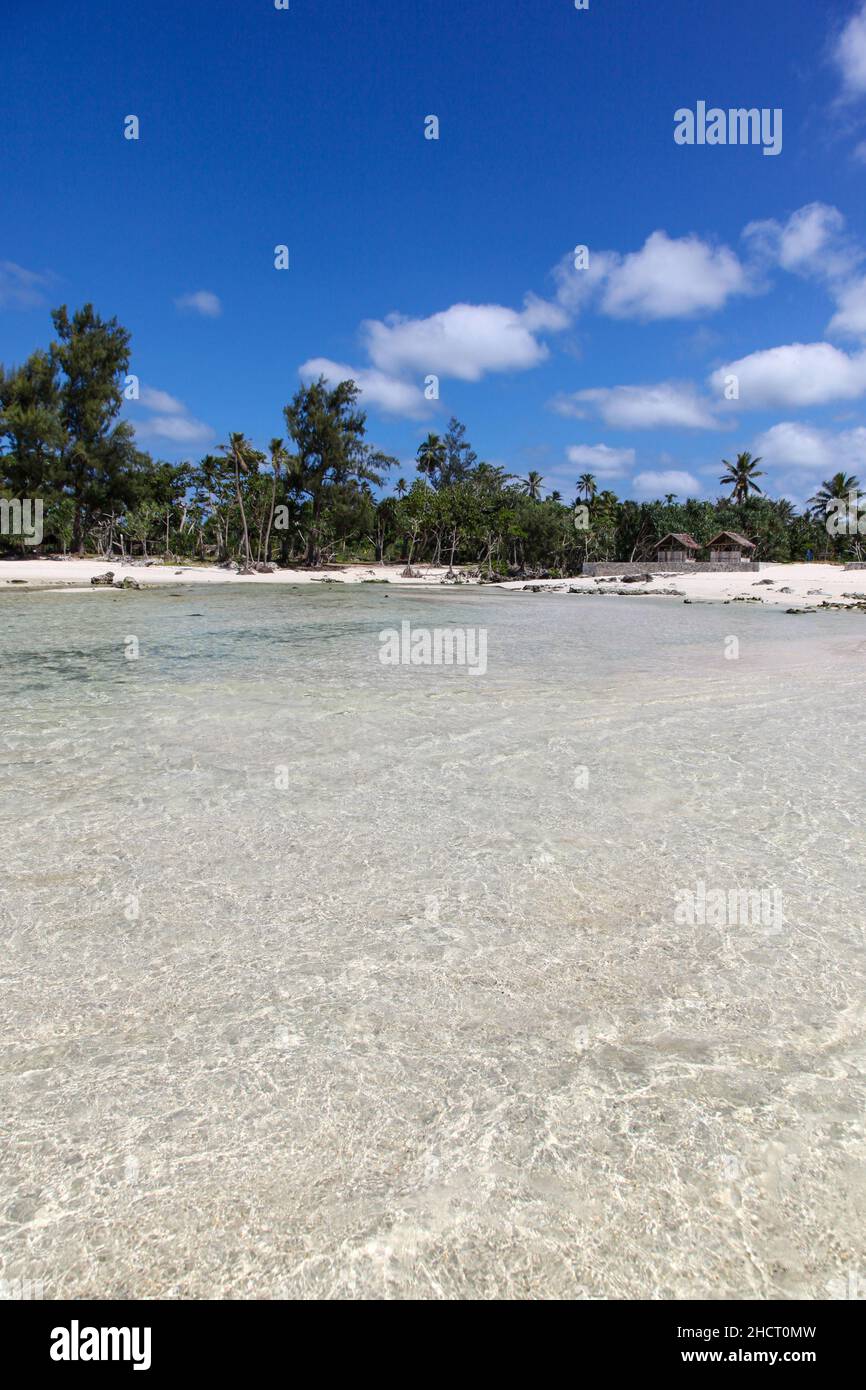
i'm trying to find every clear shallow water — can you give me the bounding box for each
[1,585,864,1299]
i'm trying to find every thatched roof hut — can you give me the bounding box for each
[652,532,701,563]
[706,530,755,563]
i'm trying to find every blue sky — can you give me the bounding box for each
[5,0,866,505]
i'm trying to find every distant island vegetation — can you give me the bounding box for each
[1,304,862,576]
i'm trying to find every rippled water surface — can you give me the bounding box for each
[1,585,864,1298]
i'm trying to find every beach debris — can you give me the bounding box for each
[753,578,775,585]
[779,587,794,594]
[619,573,653,584]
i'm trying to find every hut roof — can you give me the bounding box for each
[707,530,755,549]
[652,532,701,550]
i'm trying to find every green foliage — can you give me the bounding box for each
[2,304,857,569]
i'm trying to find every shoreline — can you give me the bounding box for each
[1,557,865,609]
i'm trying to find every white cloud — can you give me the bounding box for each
[753,420,866,472]
[631,470,702,498]
[174,290,222,318]
[362,301,561,381]
[299,357,429,418]
[599,231,749,321]
[710,341,866,407]
[520,292,570,333]
[565,443,636,478]
[552,249,618,314]
[743,203,852,276]
[827,276,866,337]
[0,261,52,308]
[139,386,186,414]
[554,381,719,429]
[135,414,214,445]
[131,384,214,446]
[832,2,866,97]
[552,233,749,321]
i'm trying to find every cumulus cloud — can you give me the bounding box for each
[832,2,866,97]
[174,290,222,318]
[600,231,749,320]
[131,384,214,446]
[0,261,53,309]
[631,470,702,499]
[753,420,866,472]
[710,341,866,407]
[362,301,562,382]
[553,381,719,429]
[565,443,636,478]
[299,356,429,418]
[827,277,866,337]
[743,203,854,278]
[552,249,618,315]
[553,233,749,321]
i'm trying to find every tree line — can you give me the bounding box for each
[1,304,862,572]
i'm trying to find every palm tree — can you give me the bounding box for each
[577,473,597,502]
[260,437,286,564]
[415,433,446,486]
[808,472,860,518]
[220,432,255,571]
[549,489,562,503]
[395,477,408,498]
[522,470,544,500]
[664,493,678,506]
[719,451,765,504]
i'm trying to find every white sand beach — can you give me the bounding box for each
[2,557,865,608]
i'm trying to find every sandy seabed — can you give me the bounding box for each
[1,581,864,1299]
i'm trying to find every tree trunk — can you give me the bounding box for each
[234,460,253,568]
[262,466,279,565]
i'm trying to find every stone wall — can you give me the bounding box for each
[582,560,761,576]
